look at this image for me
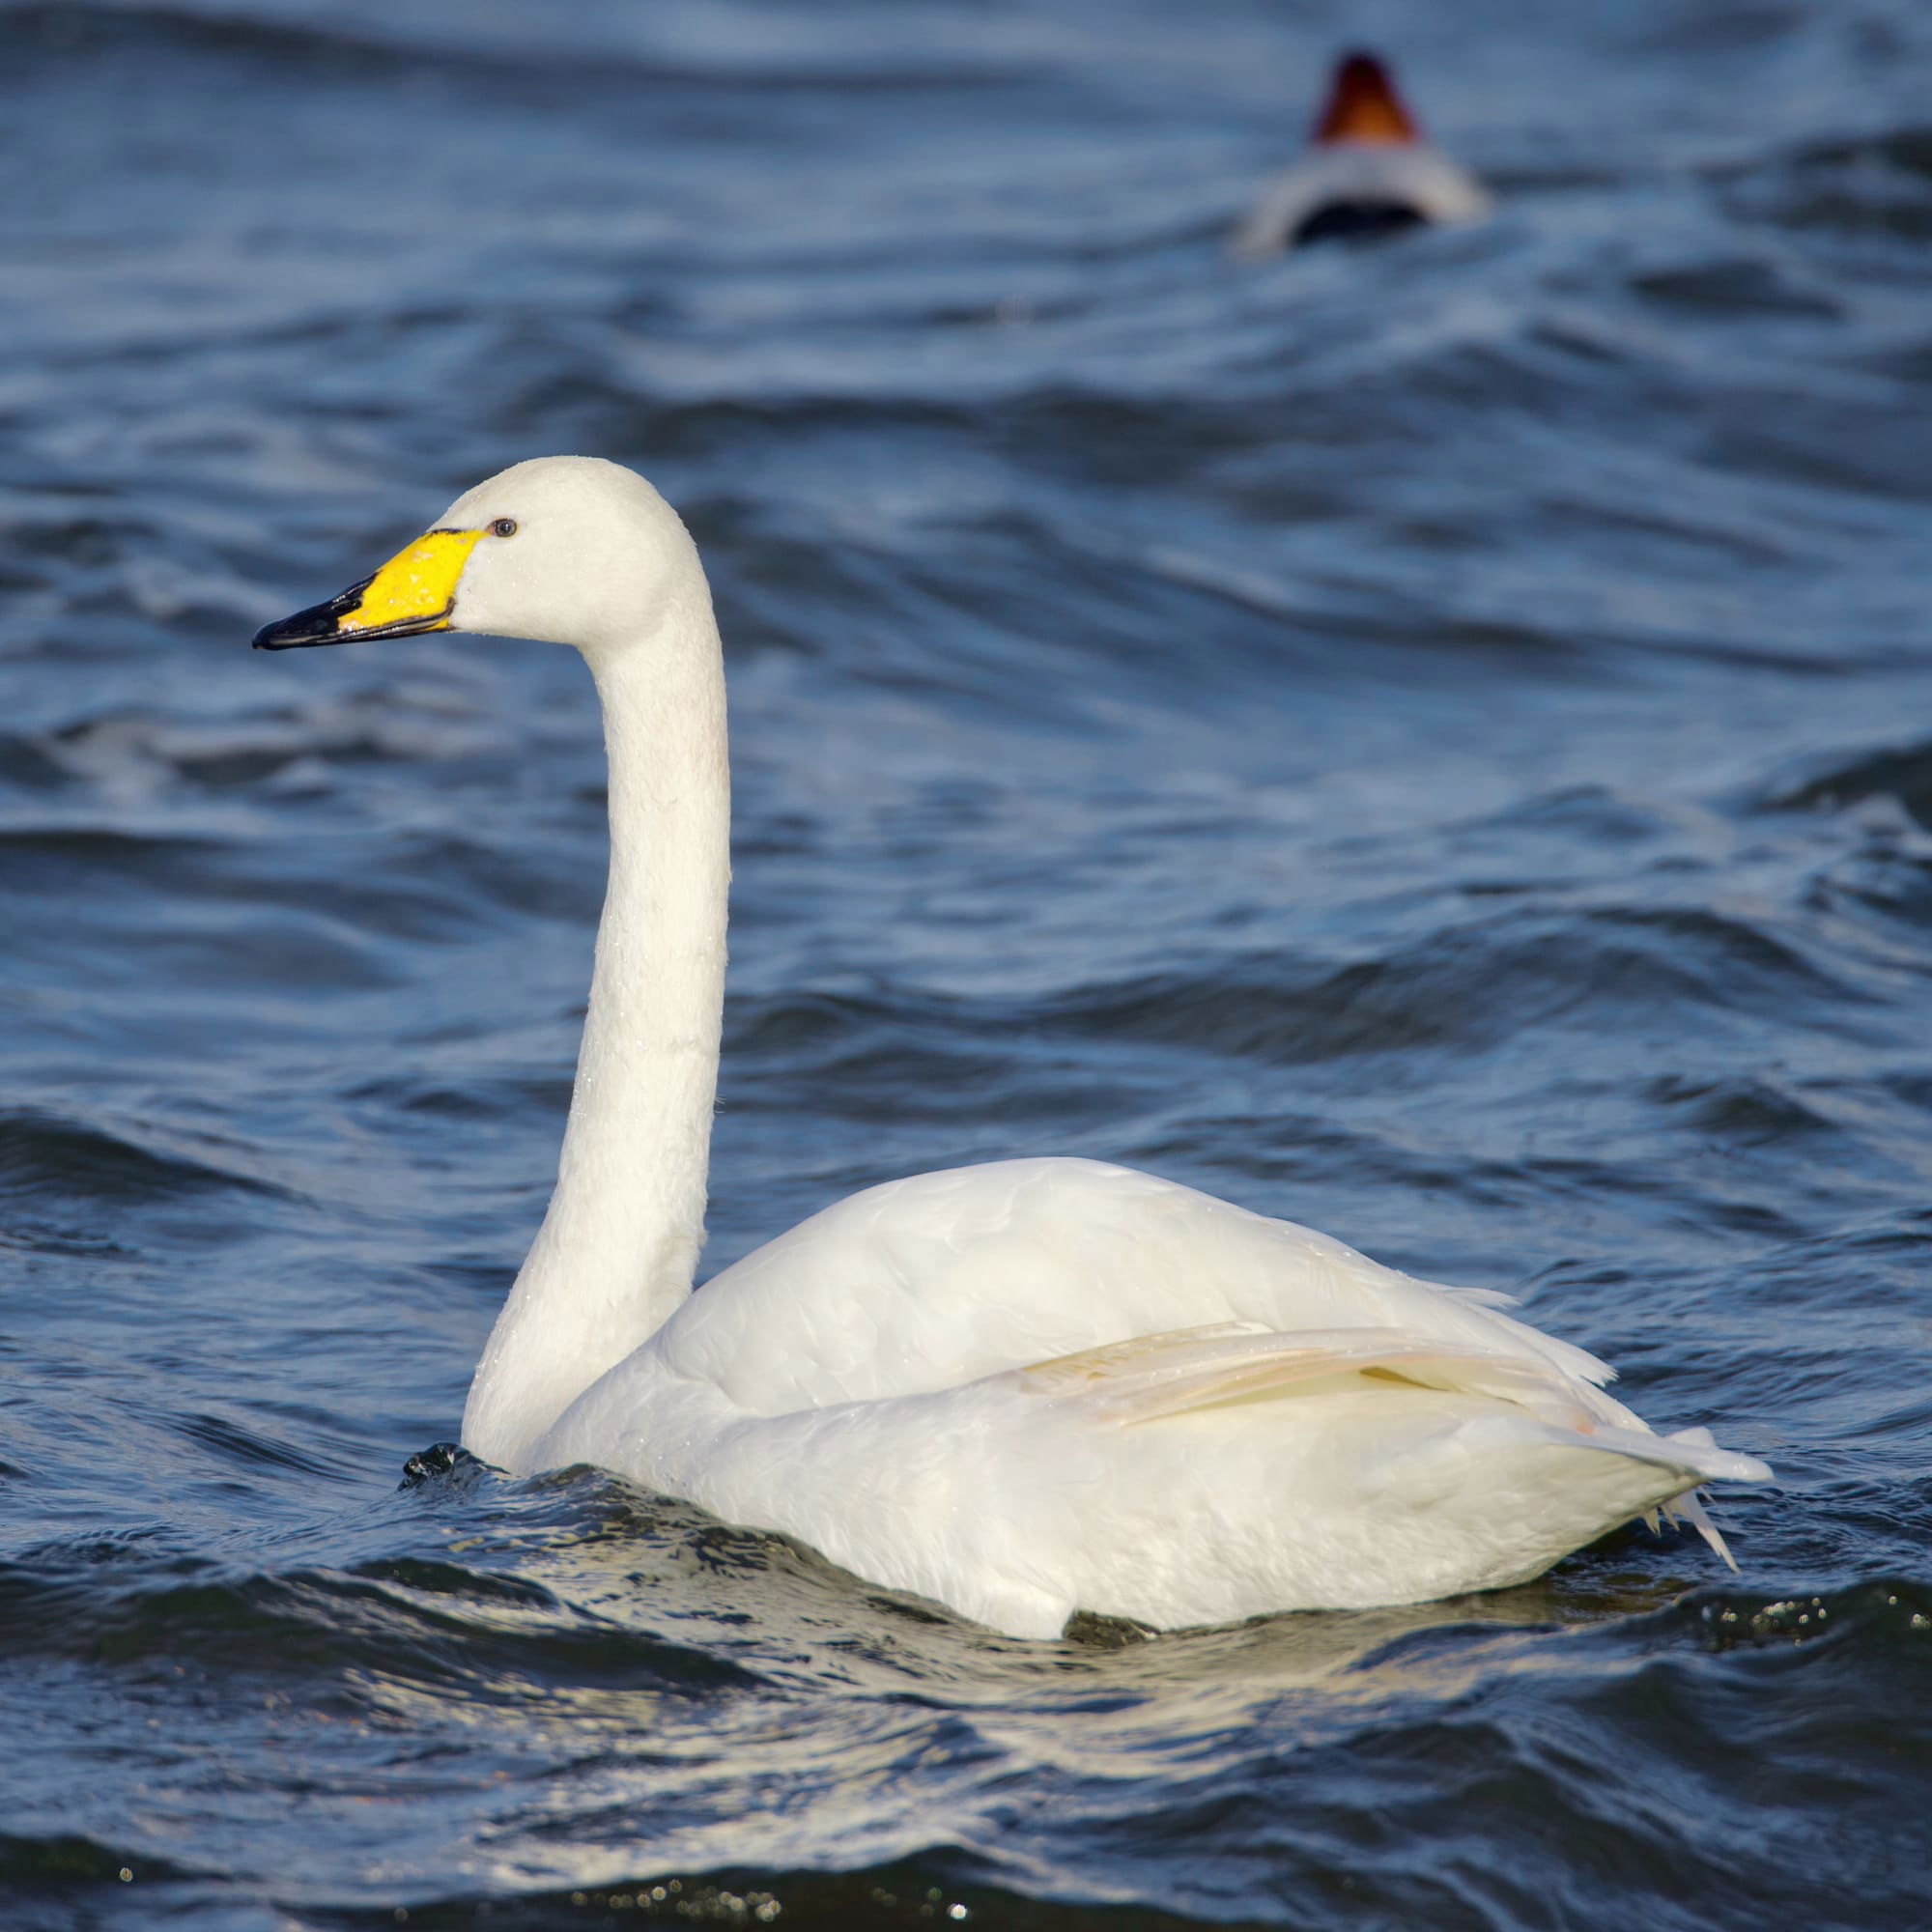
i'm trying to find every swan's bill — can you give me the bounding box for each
[253,526,490,650]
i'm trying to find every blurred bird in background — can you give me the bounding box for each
[1234,48,1491,253]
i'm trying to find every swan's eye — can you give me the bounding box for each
[489,518,518,539]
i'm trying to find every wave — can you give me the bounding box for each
[2,1508,1924,1929]
[0,1106,283,1208]
[1764,734,1932,827]
[5,1,1028,98]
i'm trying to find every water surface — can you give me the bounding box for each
[4,1,1932,1925]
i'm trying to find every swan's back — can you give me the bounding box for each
[659,1157,1610,1416]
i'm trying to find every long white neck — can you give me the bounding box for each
[462,569,729,1471]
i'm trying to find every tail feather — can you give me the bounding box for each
[1658,1426,1747,1571]
[1666,1490,1738,1571]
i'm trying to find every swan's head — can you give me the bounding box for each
[253,456,703,659]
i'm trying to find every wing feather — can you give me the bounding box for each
[1015,1321,1605,1433]
[668,1158,1615,1417]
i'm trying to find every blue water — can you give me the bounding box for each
[5,1,1932,1925]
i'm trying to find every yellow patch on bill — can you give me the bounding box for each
[337,526,484,635]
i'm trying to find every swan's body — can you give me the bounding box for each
[257,457,1769,1639]
[1234,51,1490,256]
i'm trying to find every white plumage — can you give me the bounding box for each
[538,1157,1764,1637]
[261,457,1770,1639]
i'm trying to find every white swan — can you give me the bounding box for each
[255,456,1770,1639]
[1233,50,1491,256]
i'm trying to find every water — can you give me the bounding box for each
[5,0,1932,1923]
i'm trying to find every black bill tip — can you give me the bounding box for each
[253,609,342,650]
[252,575,376,651]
